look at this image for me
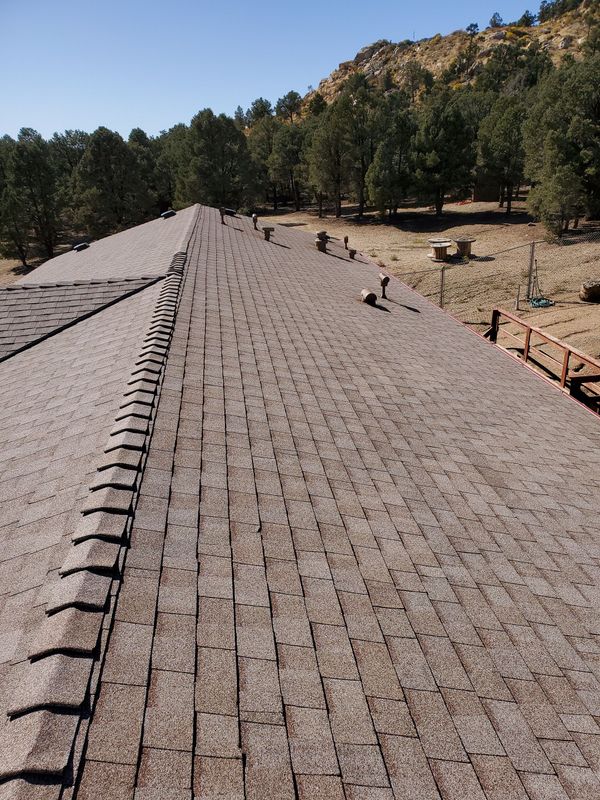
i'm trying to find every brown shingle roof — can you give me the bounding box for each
[2,205,600,799]
[0,277,160,360]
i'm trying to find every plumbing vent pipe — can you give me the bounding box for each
[349,249,357,259]
[262,227,274,242]
[252,214,258,230]
[219,207,226,224]
[343,236,349,250]
[361,289,377,305]
[379,273,390,299]
[315,238,327,253]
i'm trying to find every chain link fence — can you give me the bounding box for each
[393,226,600,332]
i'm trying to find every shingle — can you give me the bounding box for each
[324,679,377,745]
[7,654,93,716]
[6,205,600,800]
[286,706,339,775]
[85,682,146,764]
[28,608,104,659]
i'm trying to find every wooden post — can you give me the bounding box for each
[560,349,570,388]
[523,327,532,362]
[489,309,500,343]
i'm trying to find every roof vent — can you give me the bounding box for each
[161,210,176,219]
[379,273,390,299]
[73,242,89,252]
[361,289,377,305]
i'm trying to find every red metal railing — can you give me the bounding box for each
[485,308,600,410]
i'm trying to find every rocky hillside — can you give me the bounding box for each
[308,7,591,102]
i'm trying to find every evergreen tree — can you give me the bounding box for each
[367,95,416,216]
[524,54,600,221]
[341,74,380,217]
[528,133,586,234]
[74,127,146,237]
[128,128,160,215]
[178,110,253,208]
[275,91,302,123]
[307,97,352,217]
[414,88,476,215]
[0,136,31,266]
[478,95,526,213]
[248,115,283,209]
[246,98,273,126]
[307,92,327,116]
[9,128,61,258]
[269,123,306,210]
[156,124,189,210]
[400,60,434,102]
[0,186,31,266]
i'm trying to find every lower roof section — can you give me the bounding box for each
[18,205,198,284]
[2,205,600,799]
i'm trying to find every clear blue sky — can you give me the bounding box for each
[2,0,530,139]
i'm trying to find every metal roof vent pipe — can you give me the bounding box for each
[252,213,258,230]
[73,242,90,252]
[344,236,349,250]
[316,230,328,253]
[161,209,176,219]
[262,227,274,242]
[219,207,226,225]
[379,273,390,299]
[361,289,377,305]
[349,249,357,259]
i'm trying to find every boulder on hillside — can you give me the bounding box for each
[579,279,600,302]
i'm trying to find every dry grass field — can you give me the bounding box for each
[264,200,600,360]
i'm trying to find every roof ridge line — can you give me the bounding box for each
[2,276,161,291]
[0,244,194,787]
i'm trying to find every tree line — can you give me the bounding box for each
[2,6,600,265]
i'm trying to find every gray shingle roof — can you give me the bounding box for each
[1,204,600,799]
[17,205,197,283]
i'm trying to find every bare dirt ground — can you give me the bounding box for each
[264,200,600,361]
[0,257,40,284]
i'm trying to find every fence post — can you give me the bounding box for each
[527,242,536,299]
[439,265,446,309]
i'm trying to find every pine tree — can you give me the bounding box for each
[307,97,352,217]
[178,110,253,209]
[74,127,146,238]
[269,123,306,210]
[275,91,302,123]
[414,88,475,215]
[367,95,416,217]
[9,129,61,258]
[478,96,526,213]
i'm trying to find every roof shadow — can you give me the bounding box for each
[387,298,421,313]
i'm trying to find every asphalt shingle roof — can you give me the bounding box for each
[0,277,160,360]
[1,204,600,799]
